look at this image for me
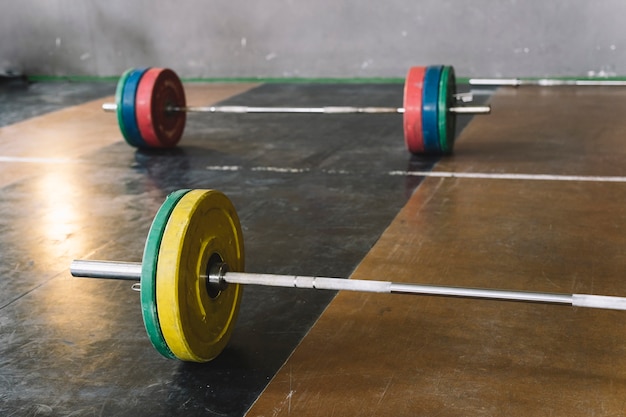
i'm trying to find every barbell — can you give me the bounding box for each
[104,66,491,155]
[71,189,626,363]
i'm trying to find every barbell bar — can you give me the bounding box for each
[107,66,491,154]
[102,103,491,115]
[470,78,626,87]
[70,189,626,363]
[71,258,626,309]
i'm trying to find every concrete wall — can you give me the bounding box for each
[1,0,624,79]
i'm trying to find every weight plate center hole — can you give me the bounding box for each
[205,252,228,299]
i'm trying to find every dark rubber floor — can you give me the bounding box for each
[0,79,482,416]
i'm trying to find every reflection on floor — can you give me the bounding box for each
[0,80,460,416]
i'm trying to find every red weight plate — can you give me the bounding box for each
[136,68,187,148]
[403,66,427,154]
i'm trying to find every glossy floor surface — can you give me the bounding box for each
[248,86,626,416]
[0,79,466,416]
[3,79,624,417]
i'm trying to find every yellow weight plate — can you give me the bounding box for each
[156,189,244,362]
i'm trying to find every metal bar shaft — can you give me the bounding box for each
[215,272,573,305]
[101,103,491,115]
[183,106,403,114]
[69,260,626,310]
[469,78,626,87]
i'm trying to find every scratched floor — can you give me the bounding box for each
[246,86,626,417]
[0,77,484,416]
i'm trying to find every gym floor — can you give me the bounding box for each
[1,78,626,416]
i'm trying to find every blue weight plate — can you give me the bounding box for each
[121,68,150,147]
[421,66,443,154]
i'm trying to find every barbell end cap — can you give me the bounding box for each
[449,105,492,115]
[102,103,117,112]
[70,259,142,280]
[572,294,626,310]
[469,78,522,87]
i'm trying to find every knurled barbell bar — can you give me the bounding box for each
[103,66,491,155]
[71,189,626,363]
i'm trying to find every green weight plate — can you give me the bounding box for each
[437,66,457,153]
[115,69,133,144]
[141,189,191,359]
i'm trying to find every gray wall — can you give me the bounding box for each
[1,0,624,79]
